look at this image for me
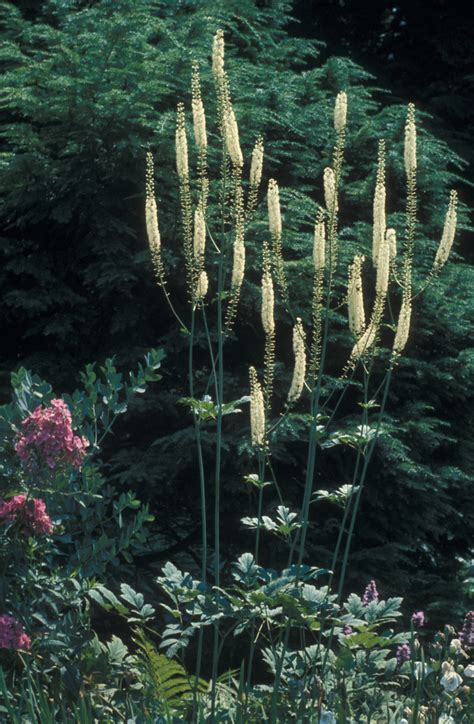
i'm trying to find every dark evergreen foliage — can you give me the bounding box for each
[1,0,472,625]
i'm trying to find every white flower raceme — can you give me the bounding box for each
[334,91,347,133]
[386,228,397,260]
[193,207,206,260]
[464,664,474,678]
[249,366,265,447]
[261,271,275,336]
[268,179,282,238]
[192,96,207,150]
[313,219,325,270]
[212,30,225,84]
[195,271,208,301]
[175,104,189,180]
[404,103,417,177]
[434,190,458,269]
[224,105,243,167]
[145,195,160,257]
[287,318,306,404]
[375,232,390,297]
[347,255,365,337]
[323,167,337,213]
[393,297,412,356]
[350,323,376,361]
[230,227,245,291]
[250,138,264,187]
[440,662,462,692]
[372,181,386,266]
[439,717,455,724]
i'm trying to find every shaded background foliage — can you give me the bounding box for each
[0,0,472,630]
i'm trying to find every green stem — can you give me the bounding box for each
[189,309,208,705]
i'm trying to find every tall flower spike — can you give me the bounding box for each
[250,137,264,188]
[348,255,366,338]
[404,103,417,178]
[313,217,326,271]
[334,91,347,133]
[224,104,243,167]
[212,30,225,85]
[386,228,397,260]
[193,206,206,260]
[267,179,282,238]
[372,141,386,267]
[324,167,337,213]
[191,66,207,150]
[434,190,458,269]
[288,318,306,404]
[393,296,412,356]
[175,103,189,180]
[249,366,265,447]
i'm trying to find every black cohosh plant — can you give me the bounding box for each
[144,30,466,723]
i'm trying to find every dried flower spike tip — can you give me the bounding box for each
[434,190,458,269]
[268,179,282,238]
[249,366,265,447]
[288,318,306,404]
[404,103,417,177]
[334,91,347,133]
[348,255,365,338]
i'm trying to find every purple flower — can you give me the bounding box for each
[411,611,425,628]
[459,611,474,650]
[362,580,379,605]
[0,615,31,651]
[342,625,353,635]
[396,643,411,665]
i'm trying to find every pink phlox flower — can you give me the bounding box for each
[15,398,89,472]
[0,494,53,536]
[0,615,31,651]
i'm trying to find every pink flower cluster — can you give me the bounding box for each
[0,495,53,536]
[15,399,88,472]
[362,579,379,605]
[0,614,31,651]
